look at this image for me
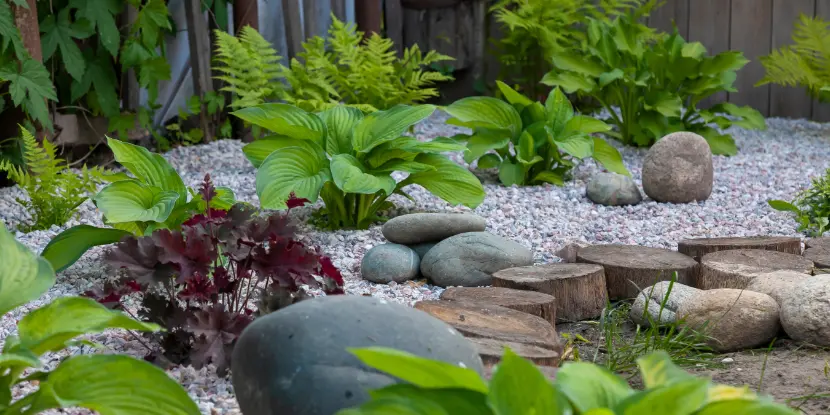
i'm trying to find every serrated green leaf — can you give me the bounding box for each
[565,115,611,135]
[444,97,522,138]
[69,0,122,57]
[106,137,188,203]
[644,91,682,117]
[713,102,766,130]
[405,154,485,208]
[592,137,630,176]
[40,9,89,81]
[256,146,331,209]
[93,180,179,223]
[133,0,172,46]
[71,48,119,117]
[0,58,56,130]
[700,51,749,76]
[331,154,396,195]
[120,39,153,67]
[488,348,572,415]
[0,1,26,59]
[682,42,707,59]
[25,354,200,414]
[353,105,436,153]
[318,106,363,155]
[41,225,132,274]
[0,224,56,317]
[242,136,325,168]
[694,127,737,156]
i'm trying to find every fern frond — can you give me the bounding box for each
[213,27,285,108]
[759,14,830,98]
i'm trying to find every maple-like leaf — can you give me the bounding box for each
[286,192,310,209]
[69,0,123,57]
[319,256,345,289]
[132,0,172,46]
[251,240,321,290]
[119,38,153,68]
[0,59,57,129]
[138,56,171,103]
[40,8,93,81]
[187,304,251,375]
[153,227,216,283]
[70,48,119,117]
[178,272,217,302]
[106,235,178,285]
[0,1,26,59]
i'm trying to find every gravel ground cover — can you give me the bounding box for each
[2,112,830,413]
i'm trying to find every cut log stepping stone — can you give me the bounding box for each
[806,237,830,250]
[414,300,560,349]
[698,249,814,290]
[471,337,561,367]
[491,264,607,322]
[803,247,830,270]
[440,287,556,326]
[576,244,698,300]
[678,236,802,262]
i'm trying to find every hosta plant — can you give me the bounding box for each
[444,81,629,186]
[0,222,200,414]
[232,103,485,229]
[339,347,797,415]
[86,176,343,373]
[40,138,236,274]
[758,14,830,102]
[542,16,766,155]
[769,168,830,236]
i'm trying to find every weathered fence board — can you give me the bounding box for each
[770,0,814,119]
[814,1,830,121]
[687,0,730,109]
[648,0,689,38]
[729,0,773,117]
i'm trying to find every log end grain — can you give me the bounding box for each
[678,236,802,262]
[440,286,556,326]
[471,337,561,367]
[698,249,814,290]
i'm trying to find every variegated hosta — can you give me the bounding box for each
[41,138,237,274]
[443,81,630,187]
[232,103,486,229]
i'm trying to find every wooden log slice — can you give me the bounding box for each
[803,247,830,269]
[414,300,560,349]
[698,249,814,290]
[470,337,561,367]
[677,236,802,262]
[491,264,607,322]
[575,244,698,300]
[806,237,830,250]
[440,287,556,326]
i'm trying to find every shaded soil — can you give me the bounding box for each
[556,321,830,415]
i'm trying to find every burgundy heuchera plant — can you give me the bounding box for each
[87,175,343,374]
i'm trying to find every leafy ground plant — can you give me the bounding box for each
[0,222,200,414]
[769,168,830,236]
[86,176,343,374]
[757,14,830,103]
[232,103,485,229]
[338,347,797,415]
[0,126,109,232]
[444,81,629,186]
[40,137,236,274]
[542,16,765,155]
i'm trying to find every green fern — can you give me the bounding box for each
[0,126,107,232]
[213,26,285,109]
[758,14,830,101]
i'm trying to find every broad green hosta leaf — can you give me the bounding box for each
[349,347,488,393]
[599,69,625,87]
[477,154,501,169]
[637,351,698,389]
[106,137,187,204]
[557,361,633,412]
[495,80,533,110]
[682,41,707,59]
[464,131,511,164]
[352,105,435,153]
[256,146,331,209]
[614,380,709,415]
[0,349,41,371]
[211,186,236,210]
[551,52,607,77]
[16,296,160,355]
[564,115,612,135]
[532,170,565,186]
[644,91,682,117]
[331,154,396,195]
[0,224,56,316]
[444,97,522,138]
[521,102,548,127]
[694,400,798,415]
[545,87,574,136]
[370,159,436,174]
[516,131,542,167]
[498,160,525,186]
[712,102,766,130]
[768,200,800,213]
[404,154,485,208]
[554,134,593,159]
[592,137,631,177]
[488,349,571,415]
[340,384,490,414]
[700,51,749,76]
[242,136,325,168]
[318,105,363,155]
[695,127,738,156]
[93,180,179,223]
[231,103,326,145]
[25,355,200,414]
[387,136,467,154]
[40,225,132,274]
[540,71,597,94]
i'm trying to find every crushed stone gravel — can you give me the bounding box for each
[2,111,829,413]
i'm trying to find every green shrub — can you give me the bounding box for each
[758,14,830,102]
[0,126,109,232]
[40,138,236,274]
[337,347,798,415]
[444,81,629,186]
[541,16,766,155]
[213,17,453,113]
[0,222,200,414]
[769,169,830,236]
[490,0,657,100]
[232,103,485,229]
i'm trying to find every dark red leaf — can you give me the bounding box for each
[179,272,217,302]
[154,228,216,283]
[183,209,228,227]
[187,304,252,375]
[106,237,177,286]
[200,174,217,205]
[286,192,310,209]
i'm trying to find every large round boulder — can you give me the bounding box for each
[360,243,420,284]
[642,131,713,203]
[382,213,486,244]
[231,295,485,415]
[779,275,830,346]
[586,172,642,206]
[421,232,533,287]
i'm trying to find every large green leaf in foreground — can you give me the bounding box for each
[0,224,55,316]
[41,225,131,273]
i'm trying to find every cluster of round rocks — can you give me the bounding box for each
[586,131,714,206]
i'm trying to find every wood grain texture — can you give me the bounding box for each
[440,286,557,326]
[687,0,731,108]
[649,0,689,38]
[678,236,803,262]
[304,0,332,38]
[697,249,814,290]
[472,337,561,367]
[770,0,815,119]
[814,1,830,121]
[184,0,214,142]
[384,0,405,56]
[281,0,304,58]
[729,0,773,116]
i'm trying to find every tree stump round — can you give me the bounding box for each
[575,244,698,300]
[698,249,814,290]
[492,264,607,322]
[677,236,802,262]
[806,237,830,250]
[803,247,830,270]
[470,337,561,367]
[413,300,560,349]
[440,287,556,326]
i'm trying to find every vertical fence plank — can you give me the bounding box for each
[688,0,731,108]
[304,0,332,38]
[428,8,457,64]
[403,8,428,48]
[769,0,815,119]
[332,0,347,21]
[649,0,689,38]
[729,0,773,116]
[281,0,304,58]
[384,0,404,56]
[814,1,830,121]
[356,0,382,37]
[184,0,215,142]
